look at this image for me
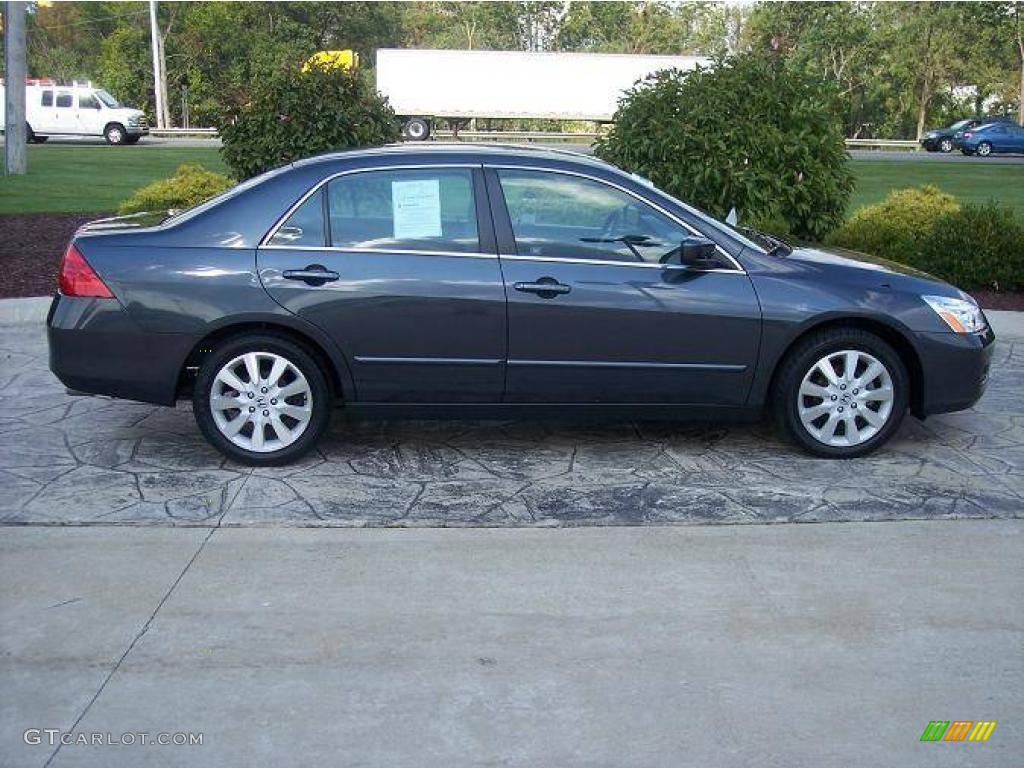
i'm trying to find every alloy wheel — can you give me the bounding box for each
[796,349,894,448]
[209,351,313,453]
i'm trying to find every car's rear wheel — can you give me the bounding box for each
[193,335,331,465]
[976,141,992,157]
[773,328,909,458]
[402,117,431,141]
[939,138,953,152]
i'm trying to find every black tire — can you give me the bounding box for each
[31,135,49,144]
[772,328,909,458]
[976,141,992,157]
[402,117,431,141]
[939,138,953,153]
[26,123,35,143]
[192,334,332,466]
[104,123,127,145]
[124,135,140,145]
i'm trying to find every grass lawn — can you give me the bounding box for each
[849,160,1024,220]
[2,145,1024,221]
[0,144,228,214]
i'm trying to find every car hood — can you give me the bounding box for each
[783,244,935,279]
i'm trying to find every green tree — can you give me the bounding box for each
[219,62,400,179]
[595,53,854,240]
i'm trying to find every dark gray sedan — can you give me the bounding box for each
[48,145,994,464]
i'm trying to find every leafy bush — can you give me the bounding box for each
[118,164,234,214]
[594,53,854,240]
[918,203,1024,292]
[826,185,960,263]
[219,62,401,179]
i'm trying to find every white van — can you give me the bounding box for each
[0,79,149,145]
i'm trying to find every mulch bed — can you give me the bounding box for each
[0,213,111,299]
[2,213,1023,311]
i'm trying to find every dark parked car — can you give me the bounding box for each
[955,121,1024,156]
[920,116,1015,152]
[48,145,994,464]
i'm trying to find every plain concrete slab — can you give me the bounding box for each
[12,521,1019,768]
[0,527,209,768]
[988,309,1024,339]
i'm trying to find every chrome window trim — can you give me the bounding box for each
[260,163,486,252]
[489,165,746,273]
[499,253,741,274]
[261,244,497,260]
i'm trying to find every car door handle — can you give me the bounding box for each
[514,279,571,297]
[282,266,339,285]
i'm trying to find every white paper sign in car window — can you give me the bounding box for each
[392,179,442,239]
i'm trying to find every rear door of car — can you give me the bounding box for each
[34,88,59,133]
[258,164,507,403]
[484,165,762,405]
[52,90,76,135]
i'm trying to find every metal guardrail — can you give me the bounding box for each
[148,127,218,137]
[143,127,922,151]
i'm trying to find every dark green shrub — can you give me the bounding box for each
[219,63,401,179]
[118,164,234,214]
[917,203,1024,292]
[826,185,960,263]
[594,54,854,240]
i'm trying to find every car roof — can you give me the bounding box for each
[290,142,614,172]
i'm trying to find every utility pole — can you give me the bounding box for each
[148,0,166,129]
[4,1,28,175]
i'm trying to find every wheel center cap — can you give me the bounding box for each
[256,395,268,408]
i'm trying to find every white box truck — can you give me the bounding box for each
[375,49,710,140]
[0,78,149,145]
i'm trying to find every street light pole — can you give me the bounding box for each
[4,1,28,175]
[148,0,165,129]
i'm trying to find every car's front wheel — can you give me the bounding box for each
[104,123,127,145]
[773,329,909,458]
[193,334,331,465]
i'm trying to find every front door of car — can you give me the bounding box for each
[75,91,105,135]
[258,165,507,403]
[487,168,762,405]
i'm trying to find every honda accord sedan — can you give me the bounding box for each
[48,144,994,464]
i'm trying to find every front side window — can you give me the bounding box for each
[79,93,100,109]
[497,169,691,264]
[55,92,73,108]
[94,89,120,108]
[41,90,53,107]
[326,168,479,253]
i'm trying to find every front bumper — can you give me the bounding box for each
[920,137,940,150]
[48,294,195,406]
[914,324,995,416]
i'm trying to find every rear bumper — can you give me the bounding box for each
[914,325,995,416]
[47,295,195,406]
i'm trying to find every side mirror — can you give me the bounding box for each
[678,236,719,267]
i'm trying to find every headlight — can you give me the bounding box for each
[922,295,986,333]
[127,117,140,127]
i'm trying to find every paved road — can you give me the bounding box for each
[3,520,1022,767]
[1,318,1021,527]
[10,135,1024,163]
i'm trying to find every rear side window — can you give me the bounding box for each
[267,190,326,247]
[326,168,479,253]
[41,90,53,107]
[56,93,73,108]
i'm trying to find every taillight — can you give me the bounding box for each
[58,243,114,298]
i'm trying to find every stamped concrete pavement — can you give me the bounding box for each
[0,320,1021,527]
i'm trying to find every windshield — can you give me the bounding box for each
[948,119,970,131]
[94,89,121,108]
